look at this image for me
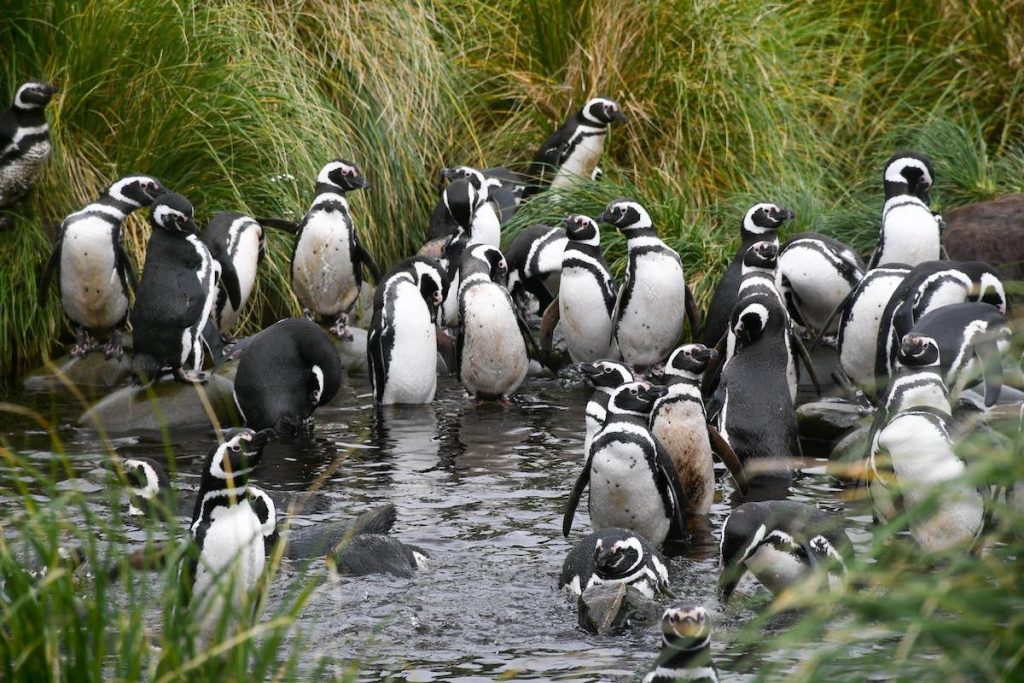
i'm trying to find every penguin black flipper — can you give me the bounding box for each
[38,240,61,306]
[563,453,594,537]
[527,140,566,195]
[538,297,561,354]
[255,217,300,233]
[707,424,747,493]
[685,284,702,337]
[200,319,225,366]
[218,256,242,312]
[654,438,690,542]
[367,310,389,403]
[701,332,729,398]
[809,286,855,352]
[354,242,382,285]
[792,333,823,396]
[976,336,1004,407]
[116,242,139,294]
[512,291,551,369]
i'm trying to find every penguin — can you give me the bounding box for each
[0,80,58,208]
[775,232,865,337]
[38,175,167,357]
[559,528,669,599]
[201,212,268,342]
[120,457,172,518]
[650,344,745,516]
[557,214,618,362]
[867,151,941,269]
[428,166,502,246]
[524,97,627,198]
[367,256,449,405]
[327,533,429,578]
[643,603,719,683]
[580,360,638,457]
[701,203,794,348]
[291,158,380,339]
[563,382,689,547]
[439,177,484,327]
[718,500,851,602]
[597,199,700,370]
[504,224,568,316]
[131,193,234,383]
[232,318,342,434]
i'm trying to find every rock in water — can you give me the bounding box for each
[78,375,240,433]
[577,582,662,635]
[797,398,871,442]
[24,353,134,392]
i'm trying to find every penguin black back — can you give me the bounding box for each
[0,80,58,207]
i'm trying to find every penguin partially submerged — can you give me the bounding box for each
[643,603,719,683]
[868,151,941,269]
[0,80,58,208]
[559,528,669,599]
[119,457,173,518]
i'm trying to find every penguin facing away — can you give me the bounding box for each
[120,456,173,518]
[0,80,58,208]
[559,527,669,599]
[201,211,269,341]
[557,214,618,362]
[643,603,719,683]
[868,151,941,269]
[580,360,638,457]
[775,231,865,337]
[504,223,568,316]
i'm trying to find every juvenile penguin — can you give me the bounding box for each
[580,360,637,456]
[598,199,699,370]
[291,158,380,339]
[368,256,449,405]
[428,166,502,246]
[643,603,719,683]
[558,214,618,362]
[38,175,167,357]
[0,80,58,207]
[524,97,627,198]
[563,382,689,547]
[775,232,865,337]
[131,193,233,383]
[719,500,851,602]
[559,528,669,599]
[701,203,794,348]
[867,151,941,269]
[201,212,266,341]
[504,224,568,316]
[233,318,342,434]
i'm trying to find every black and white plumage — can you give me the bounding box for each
[120,457,172,518]
[524,97,626,198]
[201,212,266,341]
[701,203,794,348]
[38,175,166,358]
[131,193,228,383]
[643,603,719,683]
[868,151,941,269]
[0,80,57,207]
[598,199,698,370]
[563,382,689,547]
[368,256,449,405]
[504,224,567,316]
[719,501,851,602]
[580,360,638,456]
[232,318,342,434]
[558,214,618,361]
[428,166,502,246]
[439,178,485,327]
[291,158,380,339]
[559,528,669,599]
[776,231,865,336]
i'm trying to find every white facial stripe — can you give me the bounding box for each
[108,177,153,207]
[738,303,770,330]
[153,204,185,226]
[317,161,345,184]
[738,524,768,564]
[210,433,253,479]
[743,203,782,233]
[125,459,161,499]
[885,157,932,186]
[311,365,325,403]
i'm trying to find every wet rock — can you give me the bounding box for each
[23,353,133,392]
[797,398,870,442]
[577,582,662,635]
[944,194,1024,280]
[830,424,870,463]
[78,375,240,433]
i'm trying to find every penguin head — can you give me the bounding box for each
[742,203,794,236]
[660,602,711,648]
[967,267,1007,314]
[150,193,198,235]
[666,344,717,378]
[608,381,666,417]
[591,166,603,181]
[897,334,941,368]
[318,159,370,193]
[741,240,779,272]
[119,457,171,516]
[107,175,167,208]
[440,166,488,200]
[411,258,449,314]
[443,178,482,233]
[581,360,635,390]
[564,214,600,246]
[731,299,772,347]
[460,243,507,286]
[581,97,627,126]
[203,427,274,491]
[13,81,57,109]
[593,534,644,581]
[595,199,652,233]
[883,151,935,203]
[246,486,279,554]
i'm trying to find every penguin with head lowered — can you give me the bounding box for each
[0,80,58,208]
[439,177,484,327]
[291,158,380,339]
[559,528,669,599]
[504,223,567,317]
[119,457,173,518]
[643,603,719,683]
[428,166,502,246]
[775,232,864,338]
[38,175,167,357]
[556,214,618,361]
[868,151,941,269]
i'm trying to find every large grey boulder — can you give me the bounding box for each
[23,353,133,392]
[943,194,1024,280]
[78,375,239,433]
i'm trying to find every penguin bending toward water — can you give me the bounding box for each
[291,159,380,340]
[643,603,719,683]
[38,175,166,357]
[868,151,941,269]
[580,360,638,457]
[557,214,618,362]
[0,80,58,208]
[776,232,864,338]
[504,224,567,316]
[559,528,669,599]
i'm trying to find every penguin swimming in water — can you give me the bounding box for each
[232,318,342,434]
[504,224,567,317]
[559,527,669,599]
[557,214,618,362]
[0,80,58,208]
[291,158,380,339]
[524,97,626,198]
[867,151,941,269]
[643,603,719,683]
[201,212,272,342]
[597,199,700,370]
[131,193,234,383]
[718,500,851,602]
[38,175,167,357]
[428,166,502,246]
[775,232,864,338]
[563,382,689,547]
[368,256,449,405]
[580,360,638,457]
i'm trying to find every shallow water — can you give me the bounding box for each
[2,371,874,681]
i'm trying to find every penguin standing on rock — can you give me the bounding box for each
[775,232,865,338]
[580,360,638,456]
[38,175,166,357]
[291,159,380,339]
[559,528,669,599]
[131,193,233,383]
[201,212,271,342]
[643,603,719,683]
[556,214,618,362]
[868,151,941,269]
[0,80,58,208]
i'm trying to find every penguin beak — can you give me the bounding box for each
[695,347,718,363]
[580,364,602,378]
[184,218,199,235]
[611,110,627,124]
[44,82,59,96]
[595,211,614,225]
[358,177,371,190]
[440,167,457,181]
[778,208,795,222]
[250,428,276,449]
[640,385,669,401]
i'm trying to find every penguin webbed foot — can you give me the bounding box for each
[329,314,354,341]
[173,368,208,384]
[71,330,97,358]
[102,333,124,360]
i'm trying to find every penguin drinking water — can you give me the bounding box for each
[0,80,58,208]
[643,602,719,683]
[556,214,618,362]
[38,175,167,357]
[868,151,941,269]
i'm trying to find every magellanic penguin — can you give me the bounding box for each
[557,214,618,362]
[650,344,745,517]
[0,80,58,208]
[439,177,484,327]
[775,232,865,338]
[718,500,851,602]
[643,603,719,683]
[580,360,638,457]
[504,223,568,316]
[524,97,627,198]
[201,212,270,342]
[559,527,669,599]
[119,457,173,518]
[38,175,167,357]
[232,318,342,434]
[563,382,689,548]
[597,199,700,371]
[291,158,380,339]
[131,193,234,383]
[368,256,449,405]
[867,151,941,269]
[701,203,794,348]
[428,166,502,246]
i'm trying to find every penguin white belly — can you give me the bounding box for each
[559,267,614,361]
[59,220,128,331]
[471,204,501,247]
[192,502,265,631]
[878,202,940,266]
[382,286,438,405]
[744,544,809,594]
[777,246,859,333]
[589,440,670,545]
[183,236,218,368]
[0,139,50,205]
[651,399,715,515]
[459,283,528,398]
[617,254,687,367]
[551,130,606,190]
[917,281,968,318]
[442,269,461,327]
[219,231,261,331]
[292,213,357,315]
[840,274,905,392]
